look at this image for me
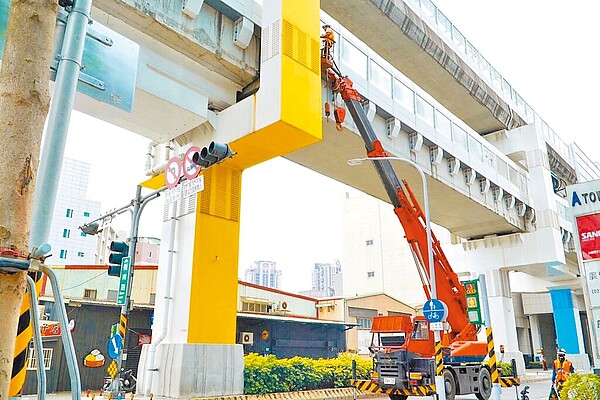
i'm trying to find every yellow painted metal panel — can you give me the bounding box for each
[282,0,320,35]
[188,166,241,344]
[139,173,165,190]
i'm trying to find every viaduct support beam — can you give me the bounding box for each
[139,0,322,397]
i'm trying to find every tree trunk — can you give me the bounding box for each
[0,1,57,399]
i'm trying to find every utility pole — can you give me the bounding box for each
[0,1,57,399]
[81,185,165,393]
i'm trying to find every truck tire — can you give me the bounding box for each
[388,395,408,400]
[443,370,456,400]
[475,367,492,400]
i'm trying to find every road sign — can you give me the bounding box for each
[182,175,204,198]
[165,157,182,189]
[1,1,139,112]
[423,298,447,323]
[117,257,131,306]
[183,146,202,180]
[429,322,444,331]
[107,360,119,378]
[110,323,118,338]
[107,334,123,360]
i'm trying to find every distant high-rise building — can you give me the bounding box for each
[310,260,342,297]
[48,158,101,265]
[244,260,282,289]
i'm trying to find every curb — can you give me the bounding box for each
[192,388,384,400]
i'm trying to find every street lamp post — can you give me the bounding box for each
[347,156,446,400]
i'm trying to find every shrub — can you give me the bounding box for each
[559,373,600,400]
[243,353,372,394]
[497,360,514,377]
[482,360,514,377]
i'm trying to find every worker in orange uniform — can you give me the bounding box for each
[321,24,335,60]
[551,348,574,397]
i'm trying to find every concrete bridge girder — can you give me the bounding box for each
[92,0,260,87]
[85,0,532,243]
[320,0,527,136]
[82,3,257,143]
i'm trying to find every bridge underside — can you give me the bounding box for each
[320,0,526,135]
[285,121,520,240]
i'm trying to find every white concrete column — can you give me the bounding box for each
[529,314,542,356]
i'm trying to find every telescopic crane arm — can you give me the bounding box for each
[322,49,477,342]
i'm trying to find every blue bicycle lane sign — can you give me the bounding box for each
[423,298,448,323]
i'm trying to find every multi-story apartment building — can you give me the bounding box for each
[48,158,101,265]
[244,260,282,289]
[303,260,343,298]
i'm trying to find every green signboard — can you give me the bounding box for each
[117,256,131,306]
[0,1,138,112]
[110,323,118,338]
[463,279,483,325]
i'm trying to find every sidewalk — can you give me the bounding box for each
[520,368,552,383]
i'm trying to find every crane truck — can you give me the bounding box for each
[320,29,516,400]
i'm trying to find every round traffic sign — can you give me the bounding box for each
[183,146,202,180]
[165,157,182,189]
[423,298,448,323]
[107,334,123,360]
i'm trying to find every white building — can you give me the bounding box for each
[300,260,343,298]
[342,191,428,307]
[244,260,282,289]
[48,158,101,265]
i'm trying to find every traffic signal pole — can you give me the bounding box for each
[113,185,163,393]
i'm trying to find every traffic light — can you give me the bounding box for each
[192,141,234,168]
[108,241,129,277]
[463,279,483,325]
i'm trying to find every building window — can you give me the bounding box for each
[148,251,152,258]
[66,209,73,218]
[366,239,373,246]
[83,289,97,300]
[77,252,84,257]
[356,317,372,330]
[62,229,70,238]
[149,293,156,304]
[241,300,268,313]
[367,271,375,278]
[107,290,118,301]
[59,249,67,259]
[83,211,90,217]
[26,348,53,370]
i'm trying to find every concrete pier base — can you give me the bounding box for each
[138,343,244,398]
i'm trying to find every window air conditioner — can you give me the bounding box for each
[240,332,254,345]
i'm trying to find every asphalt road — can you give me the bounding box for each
[455,378,554,400]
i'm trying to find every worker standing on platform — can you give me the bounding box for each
[321,24,335,60]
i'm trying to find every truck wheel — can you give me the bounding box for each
[475,368,492,400]
[388,395,407,400]
[443,370,456,400]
